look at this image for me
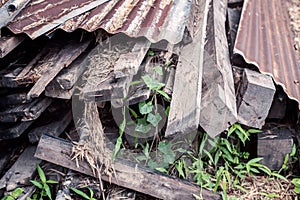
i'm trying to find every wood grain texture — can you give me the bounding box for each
[35,135,221,200]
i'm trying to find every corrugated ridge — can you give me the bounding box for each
[4,0,192,44]
[234,0,300,107]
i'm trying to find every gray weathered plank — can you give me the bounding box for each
[237,69,275,128]
[0,146,41,191]
[35,135,221,200]
[0,121,33,140]
[199,0,237,137]
[0,98,52,123]
[114,39,151,78]
[27,39,91,99]
[165,0,210,137]
[28,110,72,143]
[257,126,294,170]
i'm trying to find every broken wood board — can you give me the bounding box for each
[199,0,237,137]
[46,48,92,91]
[27,39,91,99]
[35,135,221,200]
[45,86,75,99]
[165,0,210,137]
[257,126,294,170]
[0,90,31,107]
[0,98,52,123]
[0,146,41,191]
[114,38,151,78]
[0,121,33,140]
[237,69,275,128]
[81,43,133,103]
[0,35,26,58]
[28,110,72,143]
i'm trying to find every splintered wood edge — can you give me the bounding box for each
[35,134,221,200]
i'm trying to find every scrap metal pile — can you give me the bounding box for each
[0,0,299,199]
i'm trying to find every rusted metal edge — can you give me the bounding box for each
[233,0,300,108]
[5,0,192,44]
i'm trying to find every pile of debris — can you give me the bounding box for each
[0,0,299,199]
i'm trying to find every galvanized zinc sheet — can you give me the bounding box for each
[5,0,192,44]
[233,0,300,106]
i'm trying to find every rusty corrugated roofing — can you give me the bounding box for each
[4,0,192,44]
[233,0,300,106]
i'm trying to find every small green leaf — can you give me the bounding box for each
[156,167,168,173]
[71,188,90,200]
[247,128,262,134]
[148,50,155,56]
[157,90,171,101]
[130,80,142,86]
[111,136,122,161]
[138,101,153,115]
[12,188,23,197]
[294,187,300,194]
[154,66,163,76]
[135,122,151,133]
[46,180,57,185]
[30,180,43,189]
[165,106,170,116]
[36,165,46,183]
[44,184,52,200]
[142,75,165,91]
[147,113,162,127]
[129,107,138,119]
[272,172,288,181]
[291,144,297,157]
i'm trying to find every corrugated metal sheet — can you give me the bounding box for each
[233,0,300,106]
[5,0,192,44]
[5,0,110,37]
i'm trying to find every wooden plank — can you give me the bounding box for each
[0,121,33,140]
[0,35,26,58]
[199,0,237,137]
[45,85,75,99]
[0,98,52,123]
[227,7,242,57]
[237,69,275,128]
[26,39,91,99]
[28,110,72,143]
[0,90,31,107]
[165,0,210,137]
[0,146,41,191]
[47,49,91,91]
[114,39,151,78]
[35,135,221,200]
[257,126,294,170]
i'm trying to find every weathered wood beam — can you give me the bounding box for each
[257,126,294,170]
[0,146,41,191]
[114,39,151,78]
[0,35,26,58]
[237,69,275,128]
[0,90,31,107]
[27,39,91,99]
[199,0,237,137]
[28,110,72,143]
[0,97,52,123]
[46,49,91,91]
[165,0,210,137]
[0,121,33,140]
[35,135,221,200]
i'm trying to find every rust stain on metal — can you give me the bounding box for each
[3,0,191,44]
[233,0,300,107]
